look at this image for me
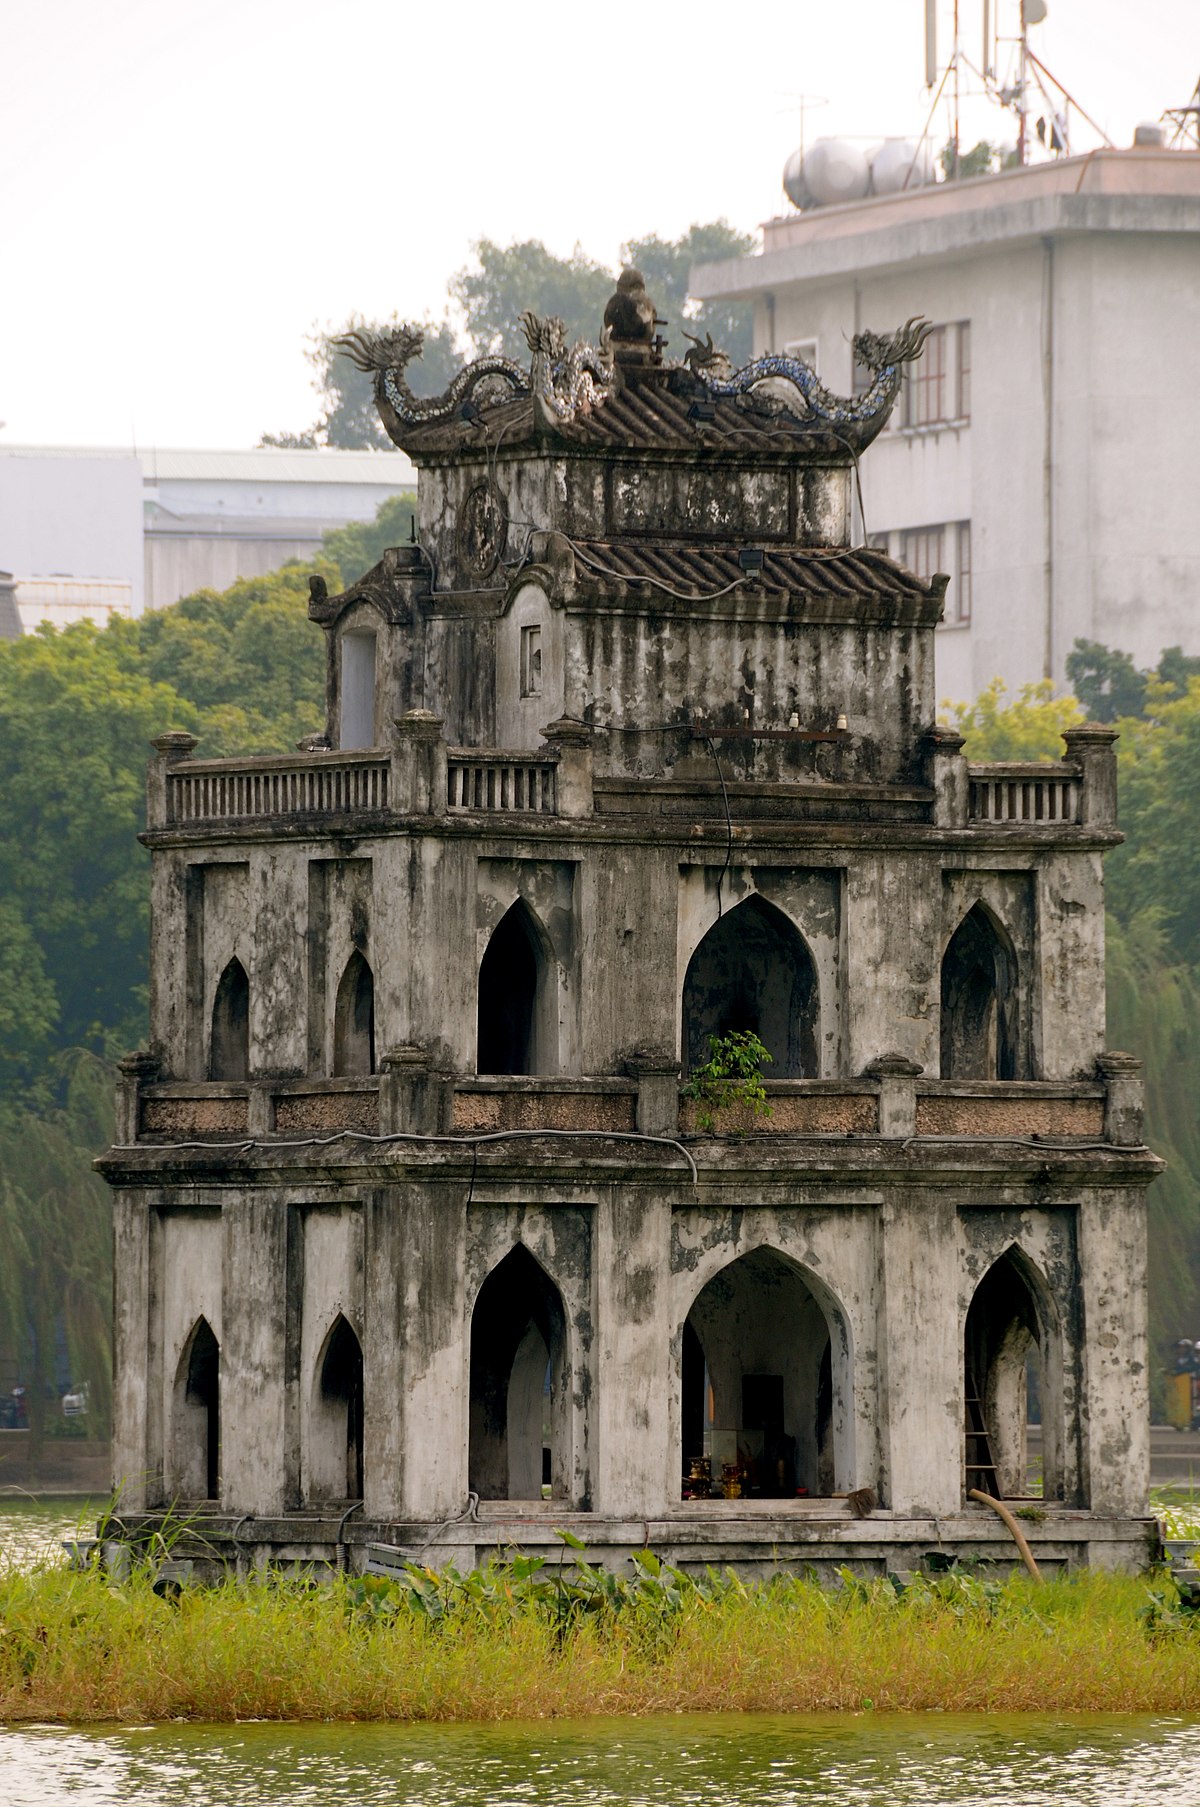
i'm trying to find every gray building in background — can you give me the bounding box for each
[0,445,416,635]
[693,147,1200,702]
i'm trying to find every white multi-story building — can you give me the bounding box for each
[0,446,416,634]
[693,148,1200,702]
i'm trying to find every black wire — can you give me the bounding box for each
[705,736,734,921]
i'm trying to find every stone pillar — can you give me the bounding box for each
[115,1050,160,1144]
[147,731,198,830]
[379,1044,452,1135]
[111,1190,152,1511]
[877,1192,962,1515]
[1097,1051,1145,1146]
[864,1055,922,1138]
[592,1191,674,1516]
[541,716,593,820]
[1062,724,1119,829]
[623,1050,680,1138]
[220,1191,290,1516]
[391,711,447,817]
[922,726,969,829]
[1078,1187,1149,1516]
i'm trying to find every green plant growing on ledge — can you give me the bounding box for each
[682,1030,773,1133]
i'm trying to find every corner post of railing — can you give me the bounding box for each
[623,1049,680,1138]
[541,715,593,819]
[379,1044,454,1134]
[1061,724,1119,828]
[1097,1051,1144,1147]
[390,711,447,817]
[116,1049,161,1143]
[922,726,968,828]
[864,1055,923,1137]
[147,730,198,829]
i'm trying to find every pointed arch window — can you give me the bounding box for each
[680,1248,853,1501]
[173,1317,220,1501]
[469,1245,568,1501]
[941,904,1018,1080]
[477,900,550,1076]
[682,895,818,1079]
[209,958,249,1081]
[333,950,375,1076]
[964,1247,1061,1501]
[308,1314,364,1501]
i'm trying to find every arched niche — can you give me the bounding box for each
[477,899,554,1076]
[307,1314,364,1502]
[333,950,375,1076]
[682,895,818,1078]
[964,1246,1061,1501]
[171,1316,220,1501]
[209,957,249,1081]
[941,903,1019,1080]
[469,1245,568,1501]
[680,1246,852,1500]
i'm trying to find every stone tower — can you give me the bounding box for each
[101,278,1158,1575]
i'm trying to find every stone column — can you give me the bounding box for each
[111,1190,152,1511]
[146,731,198,831]
[379,1044,453,1135]
[623,1050,680,1139]
[1078,1187,1149,1516]
[391,711,447,817]
[541,716,593,820]
[922,726,969,829]
[592,1189,674,1516]
[864,1055,922,1138]
[877,1192,962,1515]
[115,1050,160,1145]
[1097,1051,1145,1147]
[1062,725,1120,829]
[220,1190,290,1516]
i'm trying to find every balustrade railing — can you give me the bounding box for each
[167,754,390,826]
[447,752,558,814]
[968,764,1080,826]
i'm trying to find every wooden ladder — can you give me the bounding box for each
[964,1368,1001,1498]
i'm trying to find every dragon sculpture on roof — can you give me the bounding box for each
[683,317,934,425]
[518,310,617,429]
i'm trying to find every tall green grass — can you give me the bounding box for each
[2,1546,1199,1723]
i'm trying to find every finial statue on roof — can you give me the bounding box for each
[603,268,665,367]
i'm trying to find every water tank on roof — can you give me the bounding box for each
[871,138,935,194]
[782,147,809,209]
[803,138,871,207]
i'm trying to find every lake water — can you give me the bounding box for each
[4,1715,1200,1806]
[3,1502,1200,1805]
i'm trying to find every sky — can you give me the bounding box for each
[0,0,1194,449]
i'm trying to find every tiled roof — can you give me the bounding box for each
[399,372,880,460]
[568,538,940,608]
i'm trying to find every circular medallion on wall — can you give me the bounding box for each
[457,482,508,580]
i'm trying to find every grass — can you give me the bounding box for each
[3,1540,1200,1723]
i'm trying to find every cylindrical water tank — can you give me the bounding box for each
[802,138,871,207]
[871,138,935,195]
[782,147,810,209]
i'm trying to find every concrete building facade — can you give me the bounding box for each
[100,279,1158,1578]
[0,445,416,630]
[693,149,1200,703]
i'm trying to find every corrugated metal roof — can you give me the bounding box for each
[0,445,417,486]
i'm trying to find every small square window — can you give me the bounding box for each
[520,624,542,697]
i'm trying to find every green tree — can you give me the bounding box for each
[450,238,615,361]
[624,221,756,364]
[1066,639,1149,723]
[323,493,418,588]
[262,315,461,451]
[940,676,1084,760]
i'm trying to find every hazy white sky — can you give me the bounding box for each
[0,0,1193,448]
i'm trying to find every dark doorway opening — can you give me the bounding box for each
[477,901,545,1075]
[209,958,249,1081]
[941,904,1018,1079]
[333,951,375,1076]
[312,1314,364,1500]
[469,1245,567,1500]
[176,1317,220,1501]
[964,1248,1052,1500]
[682,896,818,1078]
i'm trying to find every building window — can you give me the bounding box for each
[783,338,818,372]
[520,624,542,698]
[900,321,970,429]
[893,522,972,627]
